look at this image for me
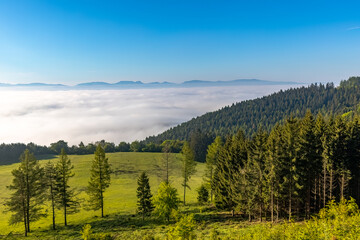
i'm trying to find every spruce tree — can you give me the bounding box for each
[297,111,322,218]
[181,141,197,205]
[55,148,79,226]
[247,128,268,221]
[5,150,46,236]
[136,172,154,220]
[86,145,111,217]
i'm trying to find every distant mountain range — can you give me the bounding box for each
[0,79,301,90]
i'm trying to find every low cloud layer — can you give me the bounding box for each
[0,85,296,145]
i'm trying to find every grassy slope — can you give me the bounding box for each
[0,152,205,236]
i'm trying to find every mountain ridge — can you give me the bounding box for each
[0,79,301,90]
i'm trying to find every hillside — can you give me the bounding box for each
[0,152,205,238]
[145,77,360,143]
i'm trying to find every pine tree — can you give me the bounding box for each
[86,145,112,217]
[44,161,58,230]
[5,150,46,236]
[280,117,301,220]
[247,128,268,221]
[136,172,154,220]
[55,148,79,226]
[205,136,223,202]
[265,124,283,222]
[297,111,322,218]
[213,131,248,216]
[181,141,197,205]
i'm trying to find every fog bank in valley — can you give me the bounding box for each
[0,85,298,145]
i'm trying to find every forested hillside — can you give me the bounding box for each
[145,77,360,143]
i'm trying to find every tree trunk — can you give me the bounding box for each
[329,169,333,200]
[323,165,327,207]
[23,199,27,237]
[289,186,292,221]
[51,187,56,230]
[270,185,274,223]
[276,199,279,222]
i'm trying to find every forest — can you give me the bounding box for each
[145,77,360,143]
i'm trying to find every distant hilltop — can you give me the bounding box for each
[0,79,302,90]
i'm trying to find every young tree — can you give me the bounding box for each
[5,150,46,236]
[181,141,197,205]
[44,161,58,230]
[86,145,112,217]
[205,136,223,202]
[153,182,180,222]
[56,149,79,226]
[136,172,154,220]
[197,184,209,204]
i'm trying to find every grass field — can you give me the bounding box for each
[0,152,206,238]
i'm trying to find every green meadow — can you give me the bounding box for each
[0,152,205,238]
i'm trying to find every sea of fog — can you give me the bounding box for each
[0,85,301,145]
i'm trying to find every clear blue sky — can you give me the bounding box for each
[0,0,359,84]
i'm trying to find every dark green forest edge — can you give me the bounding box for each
[3,77,360,239]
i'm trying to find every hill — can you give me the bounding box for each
[144,77,360,143]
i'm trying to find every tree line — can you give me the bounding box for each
[0,139,185,165]
[205,111,360,222]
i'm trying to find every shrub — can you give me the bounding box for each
[167,214,197,240]
[197,184,209,204]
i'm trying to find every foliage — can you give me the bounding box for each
[167,214,197,240]
[153,182,180,222]
[56,148,80,225]
[86,145,112,217]
[136,172,154,219]
[197,184,209,204]
[4,150,46,236]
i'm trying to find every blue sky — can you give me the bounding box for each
[0,0,359,84]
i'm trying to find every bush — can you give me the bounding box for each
[197,184,209,204]
[167,214,197,240]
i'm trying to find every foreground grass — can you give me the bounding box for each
[0,152,205,237]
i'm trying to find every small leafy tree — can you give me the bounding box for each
[153,182,180,222]
[167,214,197,240]
[197,184,209,204]
[86,145,112,217]
[137,172,154,220]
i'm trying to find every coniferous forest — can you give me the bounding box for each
[145,77,360,143]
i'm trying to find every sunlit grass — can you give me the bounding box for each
[0,152,205,237]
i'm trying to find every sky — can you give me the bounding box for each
[0,0,359,84]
